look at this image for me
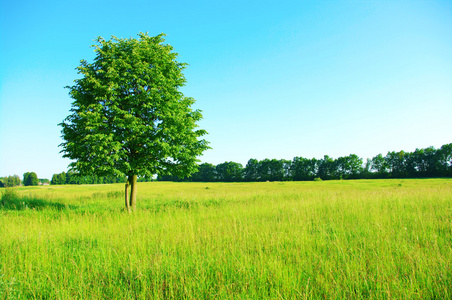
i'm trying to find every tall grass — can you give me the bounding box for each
[0,179,451,299]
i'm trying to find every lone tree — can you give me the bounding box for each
[60,33,209,211]
[23,172,39,186]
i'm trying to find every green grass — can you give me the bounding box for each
[1,179,451,299]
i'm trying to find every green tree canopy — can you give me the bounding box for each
[60,33,209,210]
[244,159,260,182]
[191,163,216,182]
[23,172,39,186]
[215,162,243,182]
[1,175,21,187]
[291,157,318,181]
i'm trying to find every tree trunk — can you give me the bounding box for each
[128,174,138,210]
[125,181,130,212]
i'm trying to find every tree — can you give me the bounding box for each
[291,157,318,181]
[51,174,59,185]
[2,175,21,187]
[281,159,293,180]
[385,151,408,178]
[244,159,260,182]
[371,153,389,177]
[60,33,209,211]
[65,170,80,184]
[265,159,290,181]
[336,154,363,179]
[215,162,243,182]
[51,172,67,185]
[438,143,452,176]
[23,173,31,186]
[23,172,39,186]
[257,159,272,181]
[423,146,441,177]
[191,163,216,182]
[317,155,336,180]
[361,158,373,179]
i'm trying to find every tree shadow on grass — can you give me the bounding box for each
[0,188,75,211]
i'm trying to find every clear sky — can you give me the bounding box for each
[1,0,451,180]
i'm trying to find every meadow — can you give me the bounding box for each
[0,179,451,299]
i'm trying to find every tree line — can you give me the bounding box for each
[0,171,127,187]
[1,143,451,187]
[0,173,49,188]
[158,143,452,182]
[50,171,128,185]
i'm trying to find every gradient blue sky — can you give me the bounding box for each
[1,0,451,179]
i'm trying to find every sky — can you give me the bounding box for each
[1,0,451,180]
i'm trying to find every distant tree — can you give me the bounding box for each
[58,172,67,185]
[136,142,452,183]
[116,176,128,183]
[423,146,441,177]
[137,176,153,182]
[23,172,39,186]
[13,175,21,186]
[385,151,408,178]
[371,154,389,177]
[257,159,272,181]
[267,159,290,181]
[23,173,30,185]
[59,33,209,211]
[157,174,181,181]
[2,175,21,187]
[336,154,363,179]
[405,150,418,177]
[216,162,243,182]
[254,158,291,181]
[361,158,373,179]
[281,159,293,181]
[244,159,260,182]
[291,157,318,181]
[191,163,216,182]
[51,174,58,185]
[409,148,427,177]
[438,143,452,176]
[51,172,67,185]
[65,170,80,184]
[317,155,336,180]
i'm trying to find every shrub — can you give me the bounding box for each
[1,188,19,207]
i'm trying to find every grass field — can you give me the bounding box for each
[1,179,451,299]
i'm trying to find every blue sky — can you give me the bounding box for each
[1,0,451,179]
